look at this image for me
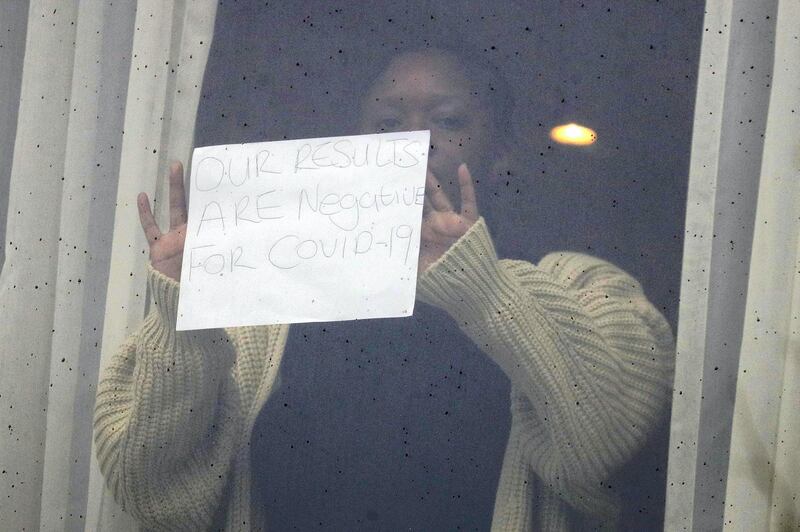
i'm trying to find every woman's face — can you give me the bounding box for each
[359,50,497,202]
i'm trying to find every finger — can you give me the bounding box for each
[426,212,472,238]
[425,170,454,212]
[458,163,479,221]
[138,192,162,245]
[168,161,188,229]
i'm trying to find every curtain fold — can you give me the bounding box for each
[723,0,800,529]
[38,2,136,529]
[0,1,28,271]
[85,1,218,529]
[0,1,216,530]
[0,3,81,529]
[663,0,781,529]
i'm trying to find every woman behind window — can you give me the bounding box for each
[93,46,674,531]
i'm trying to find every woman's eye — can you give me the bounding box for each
[375,118,401,131]
[435,116,466,130]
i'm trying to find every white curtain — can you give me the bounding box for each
[664,0,799,531]
[1,1,797,531]
[723,0,800,529]
[0,1,216,530]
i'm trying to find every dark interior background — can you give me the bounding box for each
[195,0,705,528]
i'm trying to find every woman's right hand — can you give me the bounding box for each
[138,161,187,282]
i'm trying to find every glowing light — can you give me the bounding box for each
[549,123,597,146]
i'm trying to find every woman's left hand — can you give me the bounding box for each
[419,163,479,273]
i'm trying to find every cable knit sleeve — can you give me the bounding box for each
[417,217,675,520]
[93,264,244,531]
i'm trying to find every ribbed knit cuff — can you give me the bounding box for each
[417,217,516,318]
[143,263,232,361]
[147,263,182,328]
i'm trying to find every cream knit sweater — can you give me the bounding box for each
[93,217,675,531]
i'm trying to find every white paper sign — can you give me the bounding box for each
[175,130,430,330]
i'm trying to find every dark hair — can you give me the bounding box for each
[354,42,517,146]
[198,26,517,155]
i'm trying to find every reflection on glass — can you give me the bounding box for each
[91,2,703,531]
[550,123,598,146]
